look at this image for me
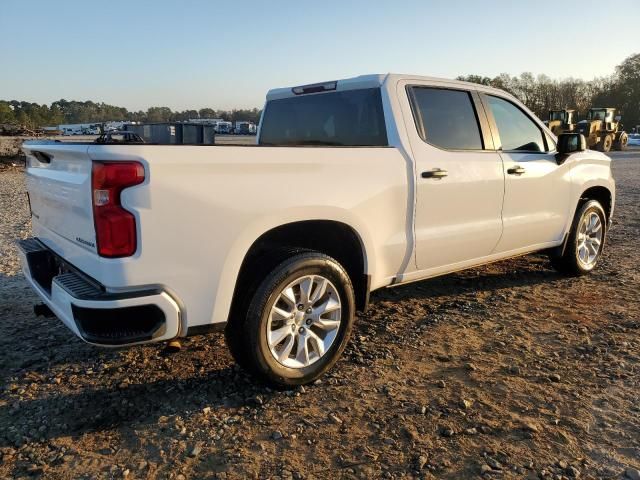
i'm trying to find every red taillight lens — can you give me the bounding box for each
[92,162,145,258]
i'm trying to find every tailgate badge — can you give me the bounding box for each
[76,237,96,248]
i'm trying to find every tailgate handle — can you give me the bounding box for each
[32,151,52,164]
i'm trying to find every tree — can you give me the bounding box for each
[613,53,640,127]
[198,108,217,119]
[146,107,173,123]
[0,101,16,124]
[456,75,492,86]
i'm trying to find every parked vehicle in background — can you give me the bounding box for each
[235,121,257,135]
[61,126,82,135]
[83,125,101,135]
[19,74,615,386]
[215,121,232,134]
[95,131,144,144]
[548,109,577,136]
[576,107,628,152]
[628,133,640,146]
[60,123,102,136]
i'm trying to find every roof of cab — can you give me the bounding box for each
[266,74,387,101]
[265,73,514,101]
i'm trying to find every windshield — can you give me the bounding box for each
[550,111,565,121]
[588,109,607,121]
[259,88,388,146]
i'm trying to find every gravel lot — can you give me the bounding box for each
[0,149,639,479]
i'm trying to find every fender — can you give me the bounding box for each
[207,207,378,327]
[543,147,613,258]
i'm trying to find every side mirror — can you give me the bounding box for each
[556,133,586,164]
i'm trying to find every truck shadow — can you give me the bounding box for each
[0,364,272,448]
[373,253,567,304]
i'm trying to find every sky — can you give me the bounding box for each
[1,0,638,111]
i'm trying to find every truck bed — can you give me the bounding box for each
[22,141,410,333]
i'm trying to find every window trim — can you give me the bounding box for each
[480,93,555,154]
[406,85,495,152]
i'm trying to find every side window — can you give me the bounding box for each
[486,95,545,152]
[409,87,483,150]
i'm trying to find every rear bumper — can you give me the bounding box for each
[18,238,181,347]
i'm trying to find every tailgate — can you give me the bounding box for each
[22,142,97,253]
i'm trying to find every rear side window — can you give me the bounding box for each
[259,88,387,146]
[409,87,483,150]
[486,95,545,152]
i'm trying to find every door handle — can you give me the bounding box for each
[421,168,448,179]
[507,166,526,175]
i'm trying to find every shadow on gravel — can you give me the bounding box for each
[372,254,564,303]
[0,365,271,447]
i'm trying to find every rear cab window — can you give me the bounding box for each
[408,87,484,150]
[259,88,388,146]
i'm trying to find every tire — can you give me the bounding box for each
[614,132,628,151]
[550,200,607,276]
[226,251,355,387]
[599,134,612,152]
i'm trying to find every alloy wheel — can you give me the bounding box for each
[576,210,603,268]
[266,274,342,368]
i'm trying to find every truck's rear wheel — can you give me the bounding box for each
[226,252,355,386]
[550,200,606,276]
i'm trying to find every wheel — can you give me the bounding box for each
[550,200,606,275]
[599,134,612,152]
[226,252,355,386]
[614,132,628,151]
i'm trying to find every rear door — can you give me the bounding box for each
[397,81,505,272]
[480,93,572,252]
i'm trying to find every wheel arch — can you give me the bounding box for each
[579,185,613,222]
[556,182,614,258]
[226,219,373,329]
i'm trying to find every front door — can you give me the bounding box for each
[398,81,505,273]
[481,93,572,253]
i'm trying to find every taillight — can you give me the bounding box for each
[91,161,145,258]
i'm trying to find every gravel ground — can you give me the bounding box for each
[0,150,639,480]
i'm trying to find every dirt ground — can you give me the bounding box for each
[0,148,639,480]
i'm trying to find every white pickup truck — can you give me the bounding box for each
[19,74,615,386]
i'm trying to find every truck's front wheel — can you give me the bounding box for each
[226,252,355,386]
[550,200,606,275]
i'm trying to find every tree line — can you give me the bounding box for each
[0,100,262,129]
[1,53,638,130]
[457,53,640,129]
